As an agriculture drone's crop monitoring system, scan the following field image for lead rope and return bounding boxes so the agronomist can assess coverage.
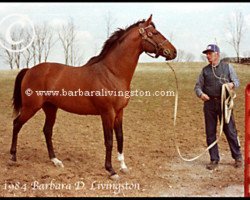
[166,62,236,162]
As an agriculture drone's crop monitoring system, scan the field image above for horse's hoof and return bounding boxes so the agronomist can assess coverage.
[51,158,64,168]
[120,167,129,174]
[109,174,120,181]
[10,154,16,162]
[7,160,20,167]
[55,162,64,168]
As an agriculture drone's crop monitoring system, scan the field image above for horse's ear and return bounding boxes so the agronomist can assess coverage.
[145,14,153,25]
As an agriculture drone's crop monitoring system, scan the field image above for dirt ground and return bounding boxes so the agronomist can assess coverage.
[0,62,248,197]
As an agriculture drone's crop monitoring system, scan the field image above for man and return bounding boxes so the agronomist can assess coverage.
[194,44,242,170]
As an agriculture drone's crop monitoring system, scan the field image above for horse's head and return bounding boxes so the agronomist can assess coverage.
[139,15,177,60]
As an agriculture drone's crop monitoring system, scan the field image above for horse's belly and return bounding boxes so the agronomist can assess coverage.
[60,105,98,115]
[49,97,99,115]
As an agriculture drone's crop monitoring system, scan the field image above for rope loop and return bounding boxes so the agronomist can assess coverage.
[166,62,236,162]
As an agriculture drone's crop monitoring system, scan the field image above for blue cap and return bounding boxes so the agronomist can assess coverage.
[202,44,220,54]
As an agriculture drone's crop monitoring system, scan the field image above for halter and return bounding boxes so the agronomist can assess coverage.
[138,25,170,58]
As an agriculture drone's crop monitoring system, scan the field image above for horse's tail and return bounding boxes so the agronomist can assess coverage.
[12,68,29,118]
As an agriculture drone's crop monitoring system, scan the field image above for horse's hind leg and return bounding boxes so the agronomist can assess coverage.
[101,111,119,180]
[10,107,38,161]
[42,103,63,168]
[114,109,129,174]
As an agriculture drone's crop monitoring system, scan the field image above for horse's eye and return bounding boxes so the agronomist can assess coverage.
[148,32,153,37]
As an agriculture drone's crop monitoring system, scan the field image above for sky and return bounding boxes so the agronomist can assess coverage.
[0,2,250,69]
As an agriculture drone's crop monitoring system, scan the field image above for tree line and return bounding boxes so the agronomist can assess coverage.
[0,10,248,68]
[0,18,84,69]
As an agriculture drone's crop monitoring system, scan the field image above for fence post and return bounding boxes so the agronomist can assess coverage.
[244,83,250,197]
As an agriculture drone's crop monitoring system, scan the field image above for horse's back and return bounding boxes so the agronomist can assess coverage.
[29,62,76,75]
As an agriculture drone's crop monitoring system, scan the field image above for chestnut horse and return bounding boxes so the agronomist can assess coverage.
[11,15,176,180]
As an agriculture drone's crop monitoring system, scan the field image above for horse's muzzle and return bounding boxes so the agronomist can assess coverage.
[163,49,170,57]
[163,48,177,60]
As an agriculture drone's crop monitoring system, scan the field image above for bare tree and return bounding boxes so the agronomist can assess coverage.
[31,40,37,66]
[227,10,246,63]
[174,49,195,62]
[13,29,30,69]
[173,49,195,63]
[32,22,57,64]
[35,24,45,63]
[58,18,77,65]
[0,20,57,69]
[0,47,14,69]
[71,45,84,66]
[174,49,185,62]
[184,52,195,62]
[21,48,33,68]
[0,34,13,69]
[20,30,34,68]
[14,51,21,69]
[44,29,56,62]
[0,27,25,69]
[104,11,116,38]
[58,18,85,66]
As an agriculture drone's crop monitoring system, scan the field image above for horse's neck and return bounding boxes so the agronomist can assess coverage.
[102,35,142,86]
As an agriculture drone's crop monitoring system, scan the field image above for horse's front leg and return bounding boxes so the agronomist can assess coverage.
[101,112,119,180]
[114,109,129,174]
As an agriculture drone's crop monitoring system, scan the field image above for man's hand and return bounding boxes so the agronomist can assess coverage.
[227,82,234,90]
[200,93,210,101]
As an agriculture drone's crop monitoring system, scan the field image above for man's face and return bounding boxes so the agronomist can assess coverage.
[205,51,219,64]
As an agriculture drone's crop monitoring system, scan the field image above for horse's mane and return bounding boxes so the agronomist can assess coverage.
[85,19,154,66]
